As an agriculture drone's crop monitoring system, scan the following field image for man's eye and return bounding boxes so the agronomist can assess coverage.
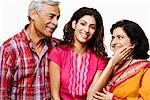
[48,16,53,19]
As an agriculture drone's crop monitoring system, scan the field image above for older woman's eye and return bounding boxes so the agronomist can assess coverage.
[117,35,123,39]
[111,36,115,40]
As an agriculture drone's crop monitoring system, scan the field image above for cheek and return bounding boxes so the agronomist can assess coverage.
[123,41,132,48]
[89,30,95,36]
[90,29,96,33]
[110,42,113,50]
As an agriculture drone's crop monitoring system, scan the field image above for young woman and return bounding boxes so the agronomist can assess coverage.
[87,20,150,100]
[48,7,108,99]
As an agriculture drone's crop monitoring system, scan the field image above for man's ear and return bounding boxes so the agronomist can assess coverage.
[72,20,76,29]
[29,9,38,20]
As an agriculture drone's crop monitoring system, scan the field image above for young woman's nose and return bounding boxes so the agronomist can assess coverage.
[84,26,90,33]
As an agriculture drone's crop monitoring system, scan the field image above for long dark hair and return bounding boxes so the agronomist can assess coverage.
[110,20,149,59]
[58,7,107,57]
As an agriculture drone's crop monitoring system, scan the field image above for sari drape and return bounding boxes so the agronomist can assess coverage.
[106,61,150,100]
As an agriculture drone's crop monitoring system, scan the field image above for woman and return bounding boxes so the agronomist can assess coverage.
[87,20,150,100]
[48,7,108,100]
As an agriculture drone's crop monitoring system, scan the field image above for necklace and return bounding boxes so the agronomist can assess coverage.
[108,58,133,86]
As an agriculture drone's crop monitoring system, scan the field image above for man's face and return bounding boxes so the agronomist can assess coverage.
[32,3,60,39]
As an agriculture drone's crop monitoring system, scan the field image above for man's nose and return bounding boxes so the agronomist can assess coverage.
[51,17,58,26]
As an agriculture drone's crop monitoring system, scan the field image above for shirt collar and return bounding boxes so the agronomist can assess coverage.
[22,24,50,49]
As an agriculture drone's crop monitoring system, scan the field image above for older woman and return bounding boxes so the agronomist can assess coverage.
[87,20,150,100]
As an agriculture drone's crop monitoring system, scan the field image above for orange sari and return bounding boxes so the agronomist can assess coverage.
[106,61,150,100]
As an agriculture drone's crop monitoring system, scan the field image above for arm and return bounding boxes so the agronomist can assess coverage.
[0,46,15,99]
[90,68,150,100]
[87,59,115,100]
[49,61,61,100]
[87,47,133,99]
[86,71,102,99]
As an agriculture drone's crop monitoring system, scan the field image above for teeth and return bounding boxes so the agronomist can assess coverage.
[47,24,55,30]
[81,33,88,38]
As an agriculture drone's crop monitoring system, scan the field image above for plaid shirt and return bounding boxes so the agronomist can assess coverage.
[0,27,56,100]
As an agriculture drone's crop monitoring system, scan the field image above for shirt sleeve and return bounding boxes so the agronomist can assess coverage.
[48,47,63,66]
[97,57,108,71]
[0,45,16,99]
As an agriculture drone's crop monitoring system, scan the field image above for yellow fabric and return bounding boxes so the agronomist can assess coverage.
[113,67,150,100]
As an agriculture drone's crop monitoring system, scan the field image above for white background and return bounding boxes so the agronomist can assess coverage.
[0,0,150,57]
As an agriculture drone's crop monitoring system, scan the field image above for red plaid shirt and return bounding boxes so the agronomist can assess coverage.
[0,26,56,100]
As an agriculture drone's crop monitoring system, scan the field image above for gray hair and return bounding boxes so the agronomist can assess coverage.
[28,0,60,20]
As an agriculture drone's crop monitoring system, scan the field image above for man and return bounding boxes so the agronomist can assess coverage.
[0,0,60,99]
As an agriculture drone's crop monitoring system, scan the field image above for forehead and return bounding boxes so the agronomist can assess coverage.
[79,15,96,24]
[112,27,128,36]
[39,3,60,15]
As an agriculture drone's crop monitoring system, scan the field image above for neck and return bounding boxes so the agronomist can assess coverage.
[73,43,87,55]
[26,24,44,48]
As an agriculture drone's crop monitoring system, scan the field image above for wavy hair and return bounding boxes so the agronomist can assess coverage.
[58,7,107,57]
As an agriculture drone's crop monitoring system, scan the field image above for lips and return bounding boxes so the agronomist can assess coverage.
[46,26,56,33]
[80,33,89,39]
[46,27,54,33]
[47,24,56,31]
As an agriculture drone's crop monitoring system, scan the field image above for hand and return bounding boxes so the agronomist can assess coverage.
[86,90,97,100]
[92,88,113,100]
[110,46,133,66]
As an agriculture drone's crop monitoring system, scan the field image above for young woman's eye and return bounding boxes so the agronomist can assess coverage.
[91,26,96,30]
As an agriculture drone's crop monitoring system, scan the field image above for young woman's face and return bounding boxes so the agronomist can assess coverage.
[72,15,96,45]
[110,27,133,54]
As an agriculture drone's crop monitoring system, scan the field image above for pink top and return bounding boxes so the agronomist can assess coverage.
[48,45,107,100]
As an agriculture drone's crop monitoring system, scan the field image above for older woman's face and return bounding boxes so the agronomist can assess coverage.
[110,27,133,54]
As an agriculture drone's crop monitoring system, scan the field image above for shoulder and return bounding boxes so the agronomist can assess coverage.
[0,34,21,60]
[91,53,108,62]
[52,37,62,43]
[0,31,26,57]
[51,37,62,46]
[89,51,108,64]
[132,59,150,69]
[98,56,109,62]
[1,33,21,50]
[51,44,71,54]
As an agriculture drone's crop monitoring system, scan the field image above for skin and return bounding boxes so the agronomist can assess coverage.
[87,27,134,100]
[110,27,133,54]
[49,15,104,100]
[72,15,96,54]
[26,3,60,56]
